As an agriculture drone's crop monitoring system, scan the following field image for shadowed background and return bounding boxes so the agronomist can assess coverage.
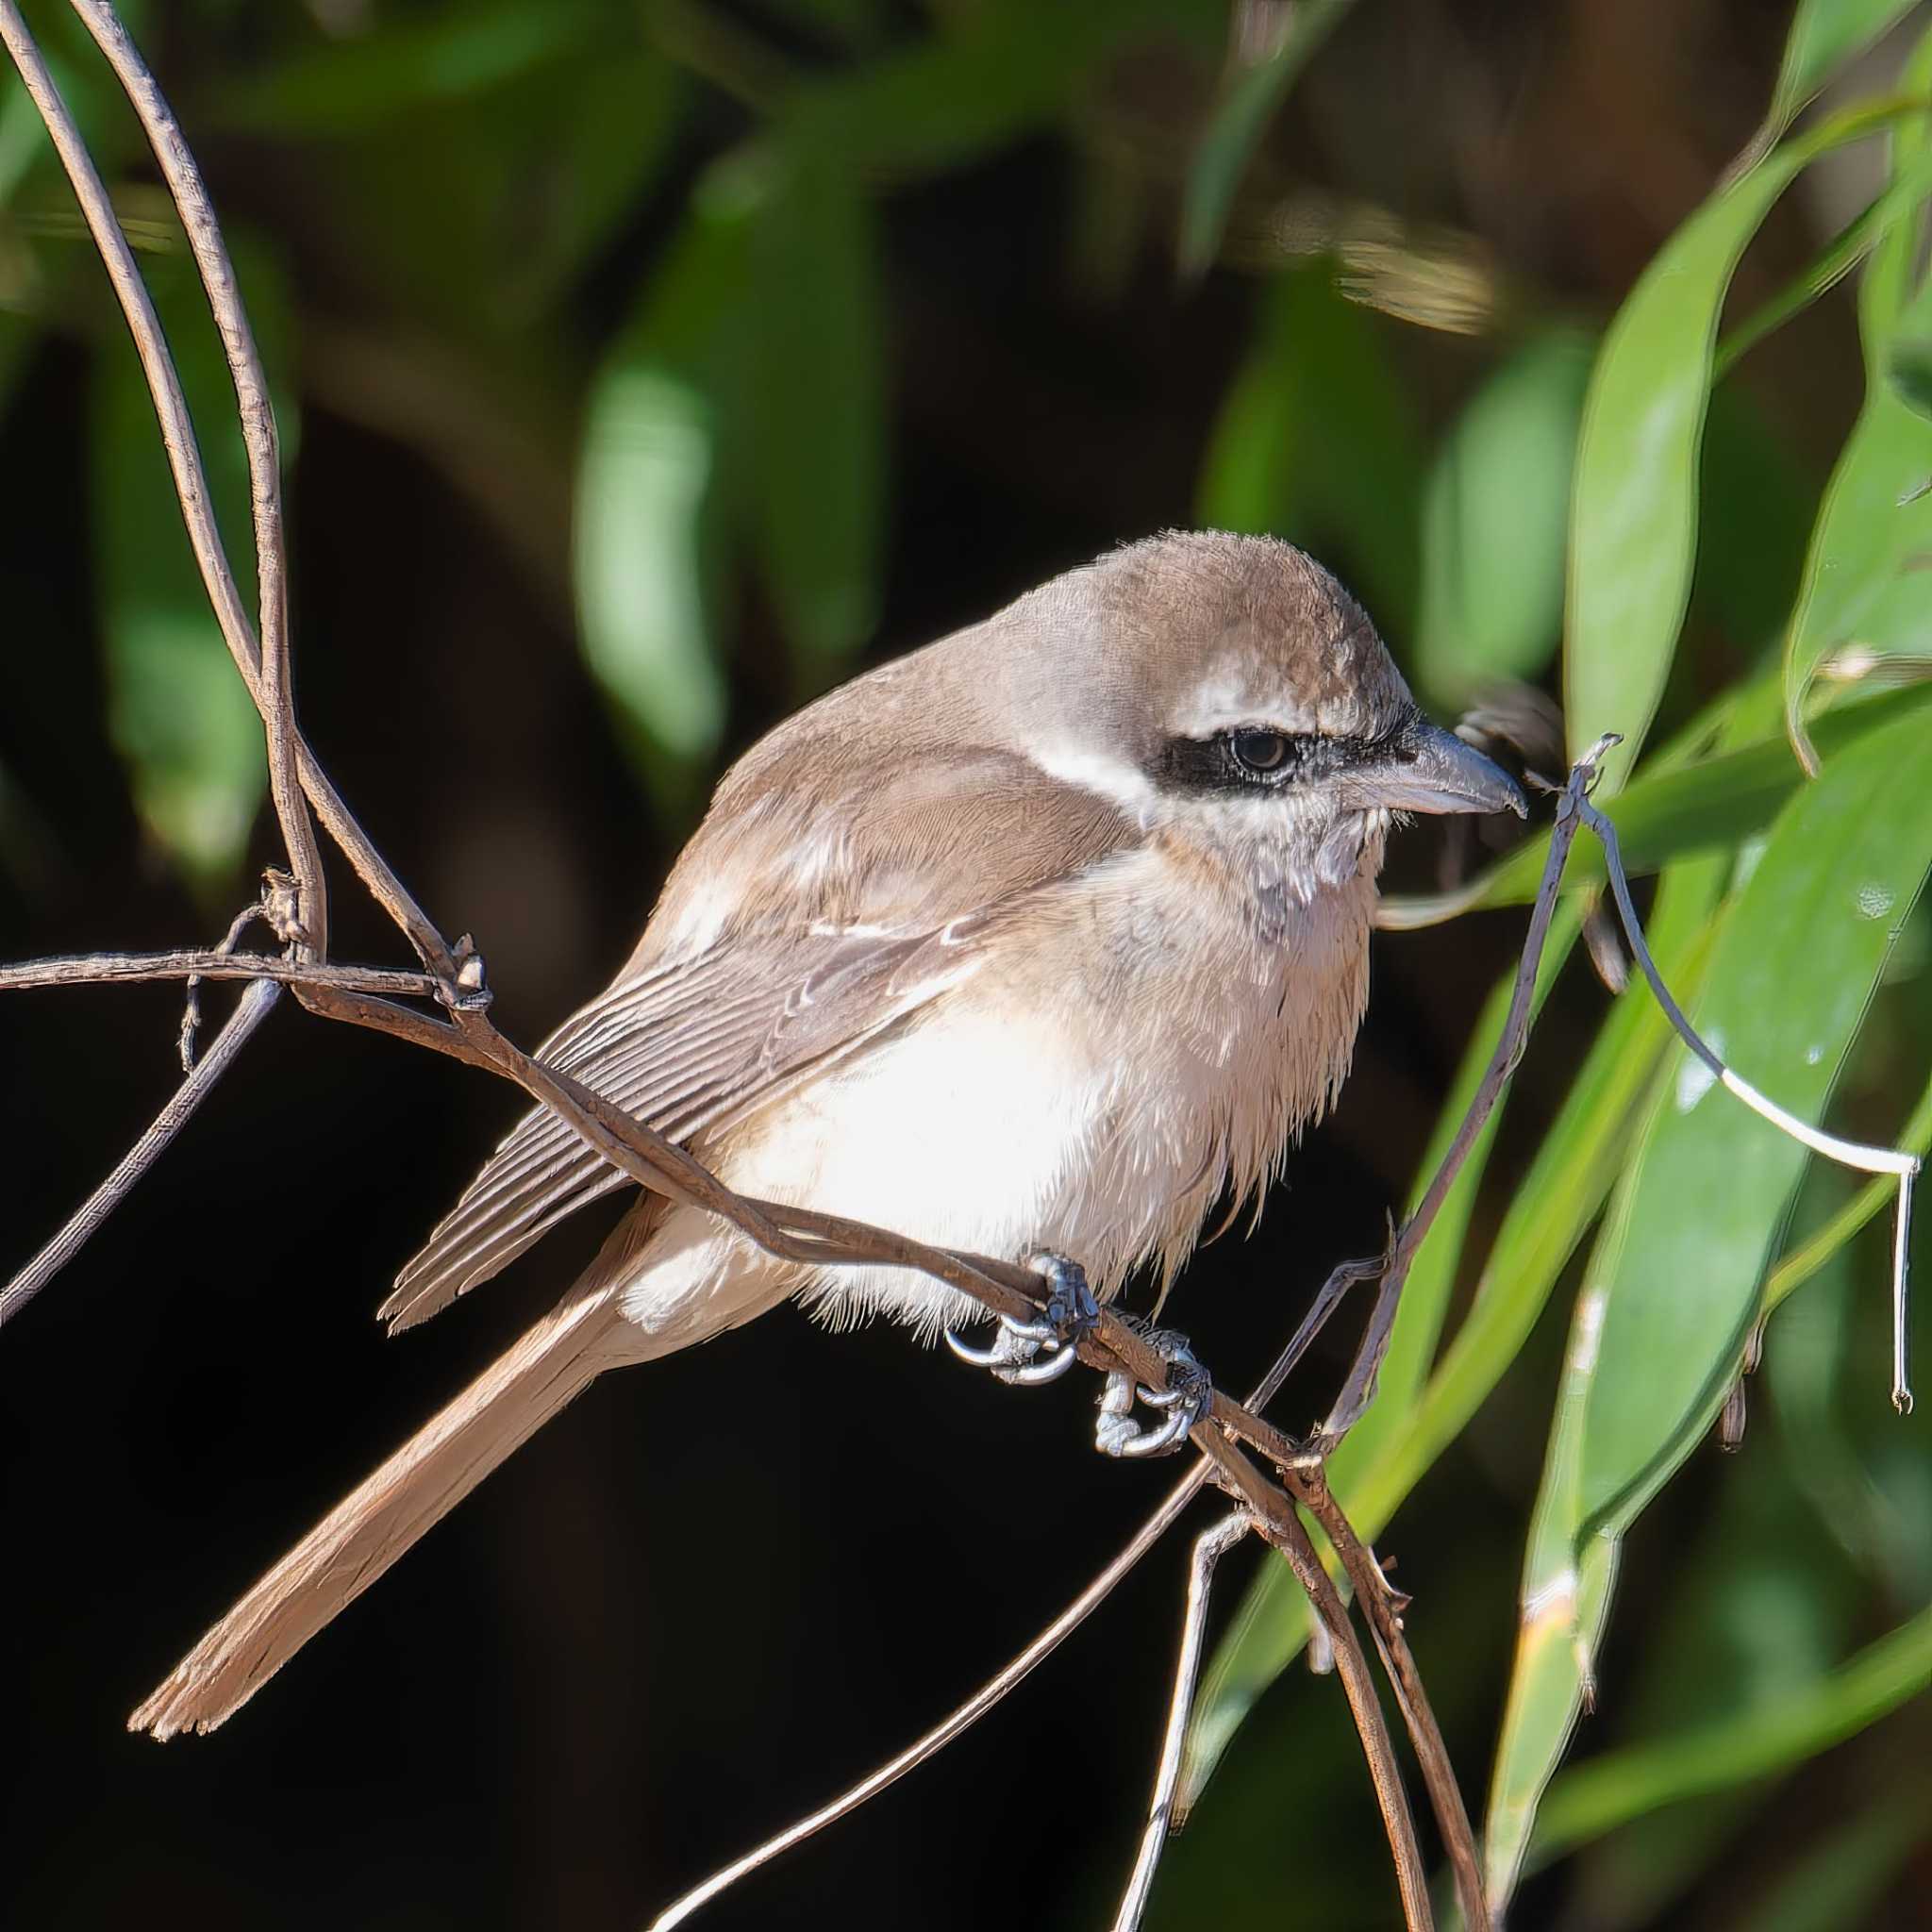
[3,3,1928,1928]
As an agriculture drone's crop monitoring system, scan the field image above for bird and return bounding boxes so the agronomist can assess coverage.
[131,529,1523,1740]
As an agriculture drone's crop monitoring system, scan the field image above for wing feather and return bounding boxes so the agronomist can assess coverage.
[382,748,1140,1333]
[381,931,965,1330]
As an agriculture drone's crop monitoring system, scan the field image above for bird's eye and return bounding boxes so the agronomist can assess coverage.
[1229,728,1291,774]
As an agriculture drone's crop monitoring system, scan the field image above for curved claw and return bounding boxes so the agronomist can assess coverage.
[944,1324,1009,1369]
[1114,1404,1195,1457]
[1137,1380,1190,1409]
[1004,1338,1080,1386]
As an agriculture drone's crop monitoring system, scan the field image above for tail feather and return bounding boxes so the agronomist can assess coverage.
[131,1286,633,1740]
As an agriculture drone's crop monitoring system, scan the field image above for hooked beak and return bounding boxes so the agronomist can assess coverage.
[1348,715,1526,818]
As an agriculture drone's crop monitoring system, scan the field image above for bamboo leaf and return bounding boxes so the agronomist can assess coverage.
[1413,329,1592,706]
[575,161,760,818]
[1784,25,1932,770]
[1485,699,1932,1906]
[1764,0,1922,137]
[1530,1603,1932,1863]
[1567,97,1921,796]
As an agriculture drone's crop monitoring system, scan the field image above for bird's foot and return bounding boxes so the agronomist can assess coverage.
[943,1251,1098,1387]
[1094,1324,1211,1458]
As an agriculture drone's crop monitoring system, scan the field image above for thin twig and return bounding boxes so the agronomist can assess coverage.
[1202,1438,1435,1930]
[1298,1471,1491,1931]
[66,0,327,959]
[0,951,441,999]
[644,1321,1331,1931]
[1313,740,1609,1444]
[1579,795,1923,1412]
[648,1469,1209,1932]
[1,978,280,1326]
[1110,1510,1254,1932]
[0,0,446,971]
[179,902,270,1071]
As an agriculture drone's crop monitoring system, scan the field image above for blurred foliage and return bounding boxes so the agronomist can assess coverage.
[3,0,1931,1927]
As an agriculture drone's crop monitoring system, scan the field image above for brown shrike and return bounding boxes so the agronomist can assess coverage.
[132,529,1522,1740]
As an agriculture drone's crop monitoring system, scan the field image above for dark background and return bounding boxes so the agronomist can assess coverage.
[2,3,1924,1928]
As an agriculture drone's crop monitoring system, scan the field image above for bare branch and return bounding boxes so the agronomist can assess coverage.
[648,1467,1210,1932]
[1297,1469,1491,1931]
[1203,1440,1435,1930]
[1310,741,1607,1445]
[0,951,441,1000]
[642,1312,1338,1930]
[0,0,448,971]
[1110,1510,1253,1932]
[1,978,280,1327]
[65,0,326,958]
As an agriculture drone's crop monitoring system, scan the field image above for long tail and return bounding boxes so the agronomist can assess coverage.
[132,1283,638,1740]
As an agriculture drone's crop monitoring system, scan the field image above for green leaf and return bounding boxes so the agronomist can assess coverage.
[1182,870,1720,1810]
[1485,700,1932,1906]
[1890,333,1932,418]
[1530,1603,1932,1863]
[575,161,760,817]
[1764,0,1922,138]
[747,144,885,694]
[1784,30,1932,769]
[92,233,294,891]
[1413,329,1593,707]
[1566,97,1919,795]
[1176,0,1357,276]
[1195,262,1425,638]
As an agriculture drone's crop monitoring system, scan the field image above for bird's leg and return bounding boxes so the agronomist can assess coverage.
[1094,1323,1211,1459]
[943,1251,1099,1387]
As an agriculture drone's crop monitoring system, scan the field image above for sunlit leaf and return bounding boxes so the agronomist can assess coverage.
[1176,0,1357,276]
[1763,0,1922,137]
[1567,97,1917,795]
[747,144,885,694]
[1180,874,1713,1807]
[1413,329,1592,706]
[1783,27,1932,770]
[575,161,760,818]
[1485,700,1932,1906]
[91,233,294,891]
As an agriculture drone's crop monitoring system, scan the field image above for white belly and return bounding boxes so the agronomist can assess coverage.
[616,843,1372,1344]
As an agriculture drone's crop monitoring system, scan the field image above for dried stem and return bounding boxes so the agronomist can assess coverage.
[1,978,281,1326]
[1315,743,1605,1444]
[648,1466,1210,1932]
[0,950,441,1000]
[65,0,326,958]
[1110,1511,1254,1932]
[0,0,448,969]
[643,1312,1342,1930]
